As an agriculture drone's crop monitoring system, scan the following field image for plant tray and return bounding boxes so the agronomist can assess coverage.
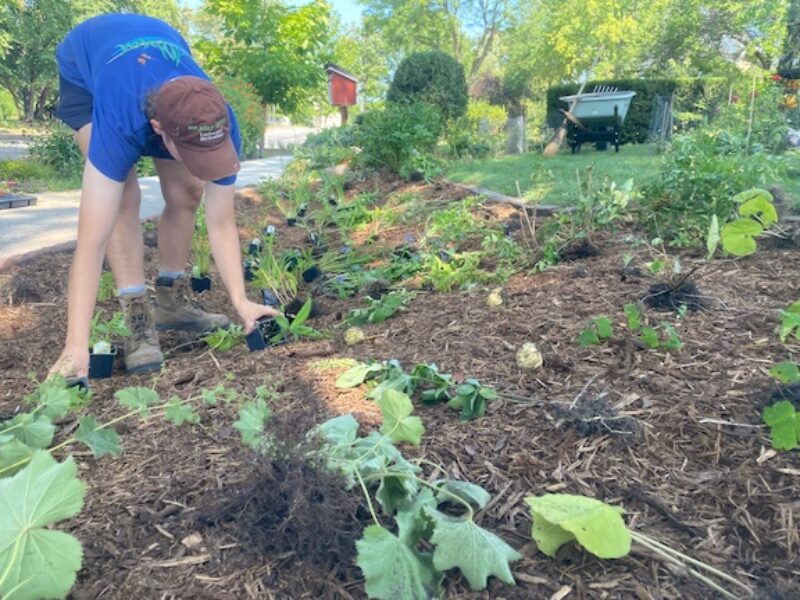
[0,193,37,210]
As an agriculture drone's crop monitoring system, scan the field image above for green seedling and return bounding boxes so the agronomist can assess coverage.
[623,304,681,351]
[202,325,244,352]
[779,300,800,343]
[191,204,211,278]
[578,316,613,347]
[89,310,130,354]
[762,400,800,451]
[271,298,324,343]
[347,290,414,325]
[97,271,116,302]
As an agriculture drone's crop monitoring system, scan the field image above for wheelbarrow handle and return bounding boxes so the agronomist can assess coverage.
[560,109,587,130]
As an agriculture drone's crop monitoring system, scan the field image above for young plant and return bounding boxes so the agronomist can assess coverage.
[89,310,130,354]
[97,271,116,302]
[706,188,779,257]
[778,300,800,343]
[578,316,614,347]
[270,298,324,344]
[526,494,751,599]
[202,325,244,352]
[762,400,800,451]
[347,290,414,326]
[624,304,682,351]
[313,391,522,598]
[251,237,299,306]
[191,204,212,278]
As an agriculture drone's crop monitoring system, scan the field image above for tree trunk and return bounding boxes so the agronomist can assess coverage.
[22,88,35,122]
[34,86,49,121]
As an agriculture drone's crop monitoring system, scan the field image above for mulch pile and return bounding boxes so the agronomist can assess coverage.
[0,175,798,599]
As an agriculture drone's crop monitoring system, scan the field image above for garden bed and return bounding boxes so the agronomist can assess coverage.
[0,176,798,599]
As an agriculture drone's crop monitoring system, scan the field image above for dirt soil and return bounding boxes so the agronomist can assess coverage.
[1,177,799,600]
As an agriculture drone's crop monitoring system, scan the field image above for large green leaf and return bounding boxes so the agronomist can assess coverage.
[706,214,720,259]
[526,494,631,559]
[23,378,73,421]
[762,401,799,451]
[428,511,521,590]
[376,390,424,446]
[396,489,437,546]
[115,387,160,417]
[74,415,121,458]
[356,525,437,600]
[770,362,800,384]
[316,414,359,446]
[335,362,382,388]
[233,398,271,449]
[163,397,200,427]
[0,414,55,450]
[0,451,85,600]
[720,218,762,257]
[434,480,491,510]
[735,188,777,228]
[376,474,419,515]
[0,437,34,477]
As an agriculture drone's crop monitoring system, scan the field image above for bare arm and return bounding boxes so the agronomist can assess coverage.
[204,181,278,331]
[50,159,124,377]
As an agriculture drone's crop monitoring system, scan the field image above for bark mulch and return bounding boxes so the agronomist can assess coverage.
[0,178,798,599]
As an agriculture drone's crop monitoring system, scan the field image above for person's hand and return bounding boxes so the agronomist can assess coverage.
[49,345,89,379]
[236,300,281,334]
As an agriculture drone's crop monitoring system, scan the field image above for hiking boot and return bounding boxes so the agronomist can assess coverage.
[119,292,164,374]
[153,276,231,332]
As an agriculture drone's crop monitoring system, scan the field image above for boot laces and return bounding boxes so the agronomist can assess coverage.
[128,297,157,344]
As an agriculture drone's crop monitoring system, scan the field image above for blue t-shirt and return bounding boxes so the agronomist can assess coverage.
[56,14,240,185]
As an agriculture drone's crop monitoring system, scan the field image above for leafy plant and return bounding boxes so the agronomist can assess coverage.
[526,493,752,599]
[778,300,800,343]
[387,50,468,122]
[191,204,212,278]
[578,316,613,347]
[251,236,299,306]
[202,325,244,352]
[97,271,116,302]
[335,360,497,421]
[89,310,130,353]
[271,298,324,343]
[623,304,682,351]
[762,401,800,451]
[313,392,522,598]
[348,291,414,326]
[715,189,779,257]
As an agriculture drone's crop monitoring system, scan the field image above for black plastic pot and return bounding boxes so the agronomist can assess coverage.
[283,252,300,271]
[302,265,321,283]
[286,217,297,227]
[263,224,277,237]
[261,289,280,307]
[285,297,319,320]
[191,276,211,293]
[297,204,308,217]
[328,196,338,206]
[248,239,262,256]
[88,347,116,378]
[243,260,255,282]
[246,318,281,352]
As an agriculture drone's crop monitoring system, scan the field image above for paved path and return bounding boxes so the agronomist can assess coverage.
[0,155,291,267]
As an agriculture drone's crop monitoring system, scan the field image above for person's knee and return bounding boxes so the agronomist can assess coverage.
[119,172,141,213]
[167,179,204,211]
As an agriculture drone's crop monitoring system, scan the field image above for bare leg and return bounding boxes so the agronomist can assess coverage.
[75,124,144,289]
[153,157,204,271]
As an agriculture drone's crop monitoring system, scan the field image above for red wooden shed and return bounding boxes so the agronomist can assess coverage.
[325,63,357,124]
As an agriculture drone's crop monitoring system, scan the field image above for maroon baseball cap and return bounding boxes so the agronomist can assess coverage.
[154,76,241,181]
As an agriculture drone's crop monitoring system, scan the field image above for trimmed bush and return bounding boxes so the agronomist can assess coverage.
[387,51,468,122]
[445,100,508,158]
[29,126,83,175]
[353,102,443,173]
[296,126,356,168]
[546,78,729,144]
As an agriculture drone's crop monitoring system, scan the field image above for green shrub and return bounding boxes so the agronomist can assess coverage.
[296,125,355,168]
[641,87,786,247]
[387,51,468,122]
[546,78,729,144]
[353,102,443,173]
[29,126,83,175]
[0,159,53,182]
[445,100,507,158]
[216,75,265,159]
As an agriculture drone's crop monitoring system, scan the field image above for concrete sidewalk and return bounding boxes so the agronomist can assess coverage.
[0,155,291,268]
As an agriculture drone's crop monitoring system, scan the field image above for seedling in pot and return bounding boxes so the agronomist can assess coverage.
[270,298,324,344]
[252,237,298,307]
[191,207,212,292]
[243,258,257,282]
[262,224,277,237]
[88,310,131,378]
[261,288,280,307]
[241,318,279,351]
[302,264,321,283]
[248,238,262,256]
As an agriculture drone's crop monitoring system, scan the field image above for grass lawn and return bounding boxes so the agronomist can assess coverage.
[445,143,800,209]
[444,144,661,206]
